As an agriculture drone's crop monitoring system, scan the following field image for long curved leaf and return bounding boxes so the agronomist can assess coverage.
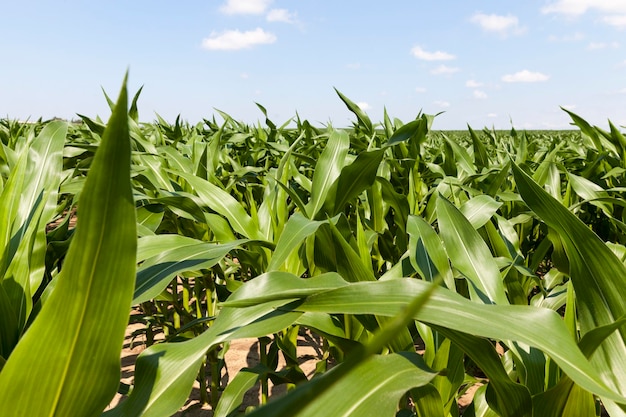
[268,213,326,272]
[323,149,384,217]
[334,88,373,136]
[436,196,508,304]
[213,365,265,417]
[435,327,532,417]
[250,352,438,417]
[0,120,66,334]
[512,162,626,395]
[0,75,136,416]
[248,274,441,417]
[297,279,625,403]
[133,238,249,304]
[174,171,264,240]
[307,129,349,218]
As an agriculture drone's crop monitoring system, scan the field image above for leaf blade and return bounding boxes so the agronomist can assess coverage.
[0,76,136,416]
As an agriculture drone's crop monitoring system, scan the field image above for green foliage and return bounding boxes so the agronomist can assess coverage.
[1,84,626,416]
[0,75,136,415]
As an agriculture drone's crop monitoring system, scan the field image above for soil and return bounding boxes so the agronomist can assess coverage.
[106,315,478,416]
[105,315,325,416]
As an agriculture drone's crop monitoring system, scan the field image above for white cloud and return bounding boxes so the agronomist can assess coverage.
[431,65,460,75]
[220,0,272,14]
[202,28,277,50]
[487,113,498,118]
[411,46,455,61]
[266,8,298,23]
[346,62,361,70]
[470,13,526,36]
[562,104,577,110]
[542,0,626,16]
[603,15,626,28]
[434,100,451,108]
[466,79,483,87]
[356,102,371,110]
[240,72,249,79]
[415,87,427,93]
[474,90,488,99]
[548,32,585,41]
[619,88,626,94]
[587,41,620,49]
[502,70,549,83]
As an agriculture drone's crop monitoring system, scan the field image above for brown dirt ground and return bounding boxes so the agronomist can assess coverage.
[106,316,479,416]
[105,317,325,416]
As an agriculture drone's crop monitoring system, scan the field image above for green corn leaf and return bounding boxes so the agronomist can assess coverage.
[567,171,613,215]
[247,275,440,417]
[383,107,394,138]
[137,154,174,192]
[0,284,19,363]
[2,193,47,329]
[442,133,476,175]
[315,222,376,282]
[561,108,605,154]
[307,129,349,218]
[129,85,143,122]
[436,196,508,304]
[213,365,265,417]
[159,146,194,174]
[532,317,626,417]
[133,238,249,305]
[323,149,384,217]
[0,120,66,327]
[470,384,501,417]
[385,117,427,148]
[406,215,455,289]
[334,88,373,136]
[434,327,532,417]
[0,75,136,416]
[268,212,327,272]
[249,352,438,417]
[512,162,626,396]
[296,278,626,403]
[532,375,597,417]
[15,120,66,247]
[104,301,303,417]
[411,384,445,417]
[468,125,490,170]
[431,338,465,414]
[222,272,349,308]
[378,177,410,230]
[174,171,265,240]
[459,195,503,230]
[255,102,277,131]
[77,113,106,137]
[0,152,28,274]
[143,192,207,223]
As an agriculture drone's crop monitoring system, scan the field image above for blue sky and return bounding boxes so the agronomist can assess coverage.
[1,0,625,129]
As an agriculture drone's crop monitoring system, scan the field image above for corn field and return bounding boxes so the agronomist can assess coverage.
[1,77,626,416]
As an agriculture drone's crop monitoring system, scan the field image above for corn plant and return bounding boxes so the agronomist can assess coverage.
[0,75,136,416]
[1,77,626,417]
